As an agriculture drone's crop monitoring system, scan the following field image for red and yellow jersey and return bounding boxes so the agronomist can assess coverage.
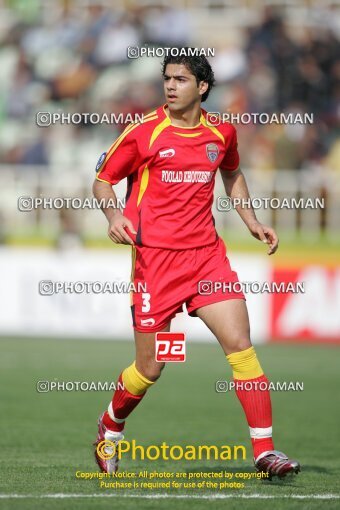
[96,104,239,249]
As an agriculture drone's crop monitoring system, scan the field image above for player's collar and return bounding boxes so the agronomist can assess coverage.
[162,104,203,129]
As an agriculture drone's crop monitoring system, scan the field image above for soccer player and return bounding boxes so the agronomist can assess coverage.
[92,53,300,479]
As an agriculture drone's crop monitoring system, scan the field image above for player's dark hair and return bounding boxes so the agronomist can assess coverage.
[162,50,215,102]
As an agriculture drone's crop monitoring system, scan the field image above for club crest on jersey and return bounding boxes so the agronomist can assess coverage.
[206,143,219,163]
[95,152,107,172]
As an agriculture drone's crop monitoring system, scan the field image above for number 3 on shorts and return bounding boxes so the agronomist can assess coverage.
[141,292,151,313]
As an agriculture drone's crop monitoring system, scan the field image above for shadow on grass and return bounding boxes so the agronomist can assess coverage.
[183,465,304,488]
[185,466,255,474]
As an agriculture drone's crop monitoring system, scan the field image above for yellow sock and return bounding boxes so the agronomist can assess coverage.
[226,346,264,380]
[122,362,155,395]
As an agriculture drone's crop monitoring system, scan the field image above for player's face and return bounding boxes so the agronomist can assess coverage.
[163,64,208,113]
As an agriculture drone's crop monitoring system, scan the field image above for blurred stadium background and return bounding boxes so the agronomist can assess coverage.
[0,0,339,343]
[1,1,340,507]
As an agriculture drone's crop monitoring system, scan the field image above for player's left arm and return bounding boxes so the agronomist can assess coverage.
[220,167,279,255]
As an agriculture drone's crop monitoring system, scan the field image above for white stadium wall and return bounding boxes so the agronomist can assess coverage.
[0,248,339,344]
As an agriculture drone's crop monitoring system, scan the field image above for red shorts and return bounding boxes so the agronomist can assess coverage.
[131,237,245,332]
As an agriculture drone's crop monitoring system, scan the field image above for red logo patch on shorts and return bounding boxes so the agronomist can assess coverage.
[155,332,186,362]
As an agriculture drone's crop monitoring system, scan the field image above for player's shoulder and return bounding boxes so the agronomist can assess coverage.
[118,106,165,142]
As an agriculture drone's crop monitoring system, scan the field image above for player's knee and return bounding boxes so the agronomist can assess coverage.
[228,337,252,354]
[122,361,163,395]
[137,361,165,382]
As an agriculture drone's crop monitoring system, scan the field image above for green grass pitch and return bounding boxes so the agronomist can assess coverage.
[1,338,340,510]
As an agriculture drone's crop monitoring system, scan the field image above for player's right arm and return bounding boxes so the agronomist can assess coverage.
[92,180,136,245]
[92,124,139,245]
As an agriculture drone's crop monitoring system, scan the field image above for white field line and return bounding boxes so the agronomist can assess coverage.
[0,493,340,500]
